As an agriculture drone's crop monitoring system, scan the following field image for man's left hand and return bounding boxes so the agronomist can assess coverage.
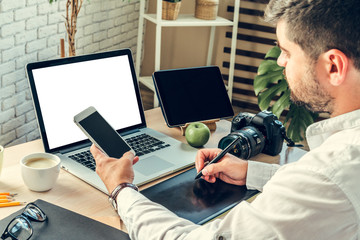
[90,144,139,194]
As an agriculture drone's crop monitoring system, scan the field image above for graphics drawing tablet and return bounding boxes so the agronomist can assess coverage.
[141,168,259,224]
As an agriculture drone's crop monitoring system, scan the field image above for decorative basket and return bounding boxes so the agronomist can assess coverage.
[195,0,219,20]
[162,1,181,20]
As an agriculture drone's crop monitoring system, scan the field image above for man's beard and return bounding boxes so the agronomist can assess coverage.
[284,68,334,114]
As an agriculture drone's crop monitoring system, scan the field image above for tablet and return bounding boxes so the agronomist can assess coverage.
[152,66,234,127]
[141,168,259,224]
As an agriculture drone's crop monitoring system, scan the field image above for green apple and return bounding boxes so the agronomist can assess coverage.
[185,122,211,147]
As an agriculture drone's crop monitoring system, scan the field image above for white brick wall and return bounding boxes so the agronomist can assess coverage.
[0,0,140,147]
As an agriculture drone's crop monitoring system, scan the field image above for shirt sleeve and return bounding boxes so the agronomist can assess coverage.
[117,160,357,240]
[246,160,280,191]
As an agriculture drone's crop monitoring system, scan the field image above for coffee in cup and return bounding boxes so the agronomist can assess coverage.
[21,153,61,192]
[25,157,58,168]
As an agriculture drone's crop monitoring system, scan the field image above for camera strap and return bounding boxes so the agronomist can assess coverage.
[281,127,304,148]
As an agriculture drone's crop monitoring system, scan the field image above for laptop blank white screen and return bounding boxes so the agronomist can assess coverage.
[31,55,142,150]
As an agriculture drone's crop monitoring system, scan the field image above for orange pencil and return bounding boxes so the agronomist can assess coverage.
[0,199,13,203]
[0,192,17,197]
[0,196,12,199]
[0,202,25,208]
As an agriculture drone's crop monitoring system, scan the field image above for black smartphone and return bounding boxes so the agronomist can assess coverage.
[74,106,135,158]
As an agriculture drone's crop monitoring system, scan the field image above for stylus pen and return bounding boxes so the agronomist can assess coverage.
[195,136,242,180]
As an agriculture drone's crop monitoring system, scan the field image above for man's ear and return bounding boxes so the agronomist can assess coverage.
[324,49,349,86]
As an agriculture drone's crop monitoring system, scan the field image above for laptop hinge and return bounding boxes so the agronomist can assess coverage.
[120,129,140,137]
[59,142,91,154]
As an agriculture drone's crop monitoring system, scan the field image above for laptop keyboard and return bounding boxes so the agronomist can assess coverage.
[69,150,96,171]
[68,133,170,171]
[126,133,170,157]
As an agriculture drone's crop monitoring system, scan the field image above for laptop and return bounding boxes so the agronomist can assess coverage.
[26,49,198,194]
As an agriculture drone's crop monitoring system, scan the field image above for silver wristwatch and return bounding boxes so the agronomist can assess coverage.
[108,183,138,211]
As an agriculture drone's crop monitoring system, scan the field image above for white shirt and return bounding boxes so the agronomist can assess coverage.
[118,109,360,240]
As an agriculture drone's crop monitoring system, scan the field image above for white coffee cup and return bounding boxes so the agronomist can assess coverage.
[0,145,4,176]
[21,153,61,192]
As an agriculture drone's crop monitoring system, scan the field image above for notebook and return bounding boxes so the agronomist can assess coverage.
[0,199,130,240]
[26,49,198,194]
[141,168,259,224]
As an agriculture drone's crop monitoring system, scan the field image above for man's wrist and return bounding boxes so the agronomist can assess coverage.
[108,182,139,211]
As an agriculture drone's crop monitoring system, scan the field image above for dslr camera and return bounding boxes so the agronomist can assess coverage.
[218,110,293,159]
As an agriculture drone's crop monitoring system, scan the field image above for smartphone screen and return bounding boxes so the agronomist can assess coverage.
[77,109,133,158]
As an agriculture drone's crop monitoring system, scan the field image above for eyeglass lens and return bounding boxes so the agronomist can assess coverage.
[1,203,46,240]
[23,204,46,222]
[5,217,32,240]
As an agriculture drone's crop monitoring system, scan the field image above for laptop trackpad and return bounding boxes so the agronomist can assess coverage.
[135,156,174,176]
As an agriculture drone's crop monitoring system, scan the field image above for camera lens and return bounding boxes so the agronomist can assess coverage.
[218,126,265,159]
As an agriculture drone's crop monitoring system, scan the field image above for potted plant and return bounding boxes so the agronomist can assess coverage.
[49,0,135,56]
[49,0,84,57]
[162,0,182,20]
[254,46,318,142]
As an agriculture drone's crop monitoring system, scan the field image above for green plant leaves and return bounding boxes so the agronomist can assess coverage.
[257,79,288,111]
[265,46,281,59]
[271,87,290,117]
[255,46,290,119]
[257,60,283,76]
[284,105,318,142]
[254,69,284,95]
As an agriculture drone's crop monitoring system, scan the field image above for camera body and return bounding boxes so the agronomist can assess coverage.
[218,110,285,159]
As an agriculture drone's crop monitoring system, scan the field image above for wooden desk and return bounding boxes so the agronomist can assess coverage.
[0,108,306,230]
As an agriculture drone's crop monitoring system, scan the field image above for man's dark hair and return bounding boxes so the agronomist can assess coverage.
[264,0,360,70]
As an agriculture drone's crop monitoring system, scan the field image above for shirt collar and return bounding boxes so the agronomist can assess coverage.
[306,109,360,150]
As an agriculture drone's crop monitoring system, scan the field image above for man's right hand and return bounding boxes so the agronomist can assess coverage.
[90,144,139,194]
[195,148,248,186]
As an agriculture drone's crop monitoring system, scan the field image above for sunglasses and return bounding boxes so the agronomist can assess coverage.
[1,203,47,240]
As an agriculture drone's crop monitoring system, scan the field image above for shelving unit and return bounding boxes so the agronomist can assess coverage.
[136,0,240,107]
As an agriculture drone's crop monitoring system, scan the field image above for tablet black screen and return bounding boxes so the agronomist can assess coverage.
[153,66,234,127]
[141,168,259,224]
